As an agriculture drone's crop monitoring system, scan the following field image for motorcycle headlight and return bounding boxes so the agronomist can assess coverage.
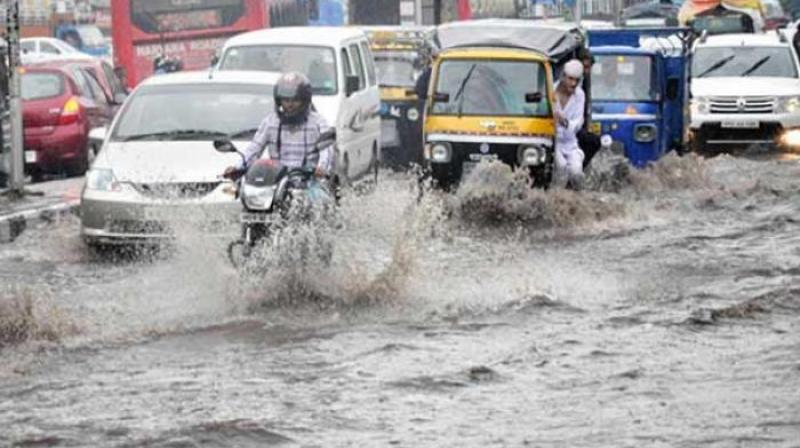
[407,107,419,121]
[85,168,120,192]
[429,142,452,163]
[634,124,657,143]
[691,97,709,115]
[779,96,800,114]
[242,184,275,211]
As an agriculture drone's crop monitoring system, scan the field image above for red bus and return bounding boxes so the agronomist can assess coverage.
[111,0,270,89]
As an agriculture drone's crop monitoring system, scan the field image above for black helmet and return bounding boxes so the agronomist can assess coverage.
[274,72,313,125]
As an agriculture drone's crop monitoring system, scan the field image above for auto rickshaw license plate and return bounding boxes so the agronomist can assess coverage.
[590,122,601,134]
[468,153,498,162]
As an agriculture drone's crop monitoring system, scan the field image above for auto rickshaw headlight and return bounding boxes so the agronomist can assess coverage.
[407,107,419,121]
[634,124,657,143]
[518,145,544,166]
[430,142,452,163]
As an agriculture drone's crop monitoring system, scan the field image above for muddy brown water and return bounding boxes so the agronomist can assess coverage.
[1,153,799,447]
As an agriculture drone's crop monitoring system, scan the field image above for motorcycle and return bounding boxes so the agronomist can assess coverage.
[214,129,337,268]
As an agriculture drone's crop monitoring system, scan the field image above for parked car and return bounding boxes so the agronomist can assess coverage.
[20,37,94,63]
[762,0,790,30]
[80,71,280,248]
[52,57,129,113]
[22,61,116,179]
[217,26,381,184]
[690,31,800,153]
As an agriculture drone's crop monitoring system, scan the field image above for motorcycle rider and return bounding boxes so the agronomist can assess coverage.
[225,72,334,179]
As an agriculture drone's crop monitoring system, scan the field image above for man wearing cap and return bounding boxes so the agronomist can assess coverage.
[553,59,587,189]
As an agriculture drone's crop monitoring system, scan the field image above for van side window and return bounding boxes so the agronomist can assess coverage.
[349,44,366,90]
[40,41,60,54]
[360,41,377,87]
[341,48,354,79]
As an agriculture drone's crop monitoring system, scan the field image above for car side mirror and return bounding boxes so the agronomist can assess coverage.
[666,78,679,101]
[525,92,543,103]
[213,139,237,153]
[113,92,127,105]
[431,92,449,103]
[89,126,107,144]
[345,75,360,97]
[210,54,219,67]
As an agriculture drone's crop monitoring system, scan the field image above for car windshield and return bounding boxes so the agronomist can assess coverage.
[431,59,550,117]
[76,25,106,47]
[374,51,419,87]
[22,73,64,100]
[112,83,274,141]
[219,45,337,95]
[592,55,656,101]
[694,46,797,78]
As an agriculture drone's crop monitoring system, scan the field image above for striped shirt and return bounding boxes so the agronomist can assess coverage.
[241,110,334,172]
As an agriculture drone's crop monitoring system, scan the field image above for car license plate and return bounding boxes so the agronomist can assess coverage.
[468,153,498,162]
[24,150,37,163]
[590,122,601,134]
[721,121,759,129]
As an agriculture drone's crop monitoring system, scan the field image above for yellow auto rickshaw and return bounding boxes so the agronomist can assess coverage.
[364,26,434,168]
[423,19,587,188]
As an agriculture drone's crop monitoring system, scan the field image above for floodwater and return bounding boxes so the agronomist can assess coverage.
[1,152,799,447]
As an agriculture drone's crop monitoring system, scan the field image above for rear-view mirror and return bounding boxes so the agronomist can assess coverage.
[345,75,360,97]
[432,92,450,103]
[213,139,237,153]
[525,92,543,103]
[88,127,107,144]
[314,128,337,151]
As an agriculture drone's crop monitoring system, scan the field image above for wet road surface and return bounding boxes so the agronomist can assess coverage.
[1,153,799,447]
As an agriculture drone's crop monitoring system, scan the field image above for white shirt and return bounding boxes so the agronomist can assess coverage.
[554,82,585,151]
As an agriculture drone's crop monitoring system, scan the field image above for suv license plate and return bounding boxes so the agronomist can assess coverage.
[721,121,759,129]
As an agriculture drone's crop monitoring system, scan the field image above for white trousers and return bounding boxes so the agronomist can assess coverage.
[554,145,585,189]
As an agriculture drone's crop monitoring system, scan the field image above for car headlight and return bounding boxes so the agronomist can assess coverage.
[407,107,419,121]
[691,97,709,115]
[518,145,546,166]
[634,124,657,143]
[429,142,452,163]
[242,184,275,211]
[778,96,800,114]
[85,168,120,192]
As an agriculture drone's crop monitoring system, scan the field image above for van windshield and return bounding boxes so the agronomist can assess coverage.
[431,59,549,117]
[592,55,656,101]
[219,45,338,95]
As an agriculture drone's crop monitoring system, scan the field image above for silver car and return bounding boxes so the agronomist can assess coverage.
[80,70,281,247]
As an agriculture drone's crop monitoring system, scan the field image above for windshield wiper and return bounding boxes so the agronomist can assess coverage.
[453,63,478,118]
[119,129,226,142]
[696,55,736,78]
[740,56,771,77]
[228,128,259,139]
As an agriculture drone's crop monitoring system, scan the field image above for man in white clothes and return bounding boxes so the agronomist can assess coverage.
[553,59,586,189]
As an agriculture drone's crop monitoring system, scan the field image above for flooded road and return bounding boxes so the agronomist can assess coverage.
[1,153,799,447]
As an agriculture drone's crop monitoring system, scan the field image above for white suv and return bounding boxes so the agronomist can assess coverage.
[690,32,800,152]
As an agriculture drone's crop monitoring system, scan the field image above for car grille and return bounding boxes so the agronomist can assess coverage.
[133,182,220,200]
[709,96,775,114]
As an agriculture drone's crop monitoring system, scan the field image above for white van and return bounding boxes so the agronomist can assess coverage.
[217,27,381,182]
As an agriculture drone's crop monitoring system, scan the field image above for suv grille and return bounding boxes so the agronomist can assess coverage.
[133,182,220,200]
[709,96,775,114]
